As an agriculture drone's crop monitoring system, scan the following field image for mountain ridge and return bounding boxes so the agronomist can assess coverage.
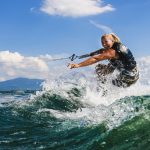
[0,77,44,91]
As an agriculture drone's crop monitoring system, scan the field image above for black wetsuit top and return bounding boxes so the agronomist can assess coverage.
[109,42,136,71]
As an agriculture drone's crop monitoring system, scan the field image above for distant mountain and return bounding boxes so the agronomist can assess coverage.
[0,77,45,91]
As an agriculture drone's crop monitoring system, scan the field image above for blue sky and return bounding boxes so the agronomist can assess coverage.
[0,0,149,81]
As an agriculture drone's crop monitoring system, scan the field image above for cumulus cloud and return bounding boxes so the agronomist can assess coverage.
[0,51,70,81]
[90,20,113,33]
[40,0,115,17]
[0,51,50,81]
[0,51,23,63]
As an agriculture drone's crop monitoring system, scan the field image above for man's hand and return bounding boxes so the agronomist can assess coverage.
[68,63,80,69]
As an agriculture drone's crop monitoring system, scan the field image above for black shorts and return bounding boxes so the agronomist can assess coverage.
[95,64,139,87]
[112,67,139,87]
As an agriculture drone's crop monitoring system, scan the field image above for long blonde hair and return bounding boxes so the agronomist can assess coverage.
[101,33,121,43]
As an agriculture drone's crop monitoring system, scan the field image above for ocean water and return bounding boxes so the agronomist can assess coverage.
[0,58,150,150]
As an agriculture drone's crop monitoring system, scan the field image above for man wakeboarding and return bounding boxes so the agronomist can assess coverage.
[68,33,139,88]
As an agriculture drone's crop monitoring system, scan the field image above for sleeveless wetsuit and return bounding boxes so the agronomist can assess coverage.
[94,42,139,87]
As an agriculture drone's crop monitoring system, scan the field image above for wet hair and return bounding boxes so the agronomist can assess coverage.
[101,33,121,43]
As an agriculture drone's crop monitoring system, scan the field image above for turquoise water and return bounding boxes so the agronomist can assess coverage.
[0,89,150,150]
[1,57,150,150]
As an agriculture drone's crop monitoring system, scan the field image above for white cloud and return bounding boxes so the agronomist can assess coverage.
[0,51,70,81]
[0,51,23,63]
[90,20,113,33]
[0,51,50,81]
[40,0,115,17]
